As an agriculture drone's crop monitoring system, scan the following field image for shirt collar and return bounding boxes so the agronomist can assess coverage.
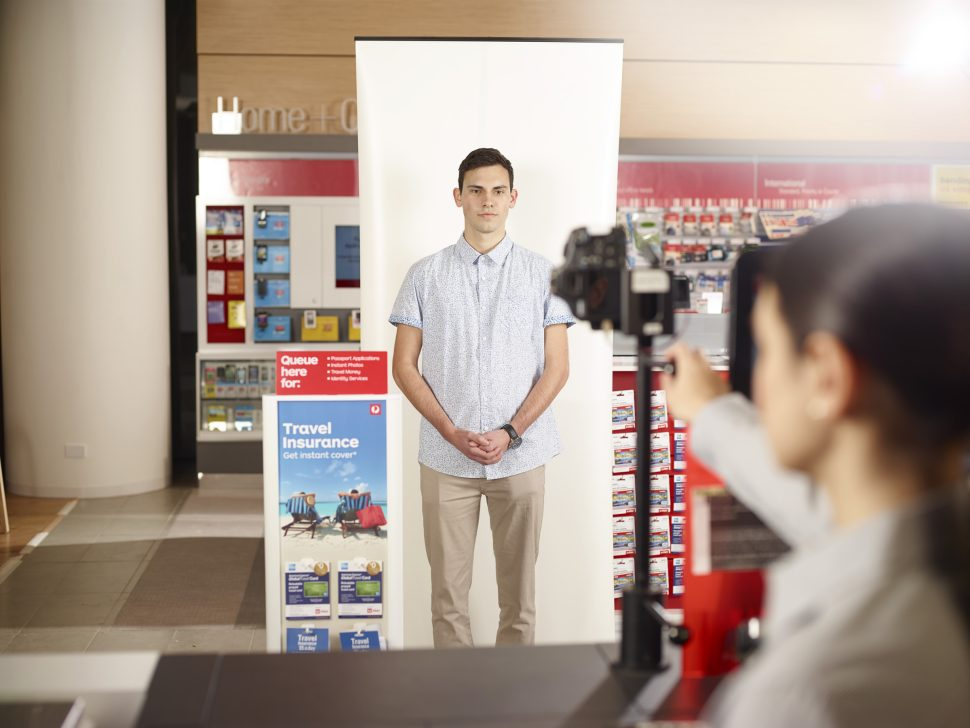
[456,234,514,266]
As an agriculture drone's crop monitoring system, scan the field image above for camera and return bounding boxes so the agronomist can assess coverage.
[550,226,679,339]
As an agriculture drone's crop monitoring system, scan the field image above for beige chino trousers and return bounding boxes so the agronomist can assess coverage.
[419,463,545,648]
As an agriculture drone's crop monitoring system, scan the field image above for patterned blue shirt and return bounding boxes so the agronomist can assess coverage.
[389,234,575,479]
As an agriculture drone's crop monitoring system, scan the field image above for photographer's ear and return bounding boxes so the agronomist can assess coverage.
[801,331,859,422]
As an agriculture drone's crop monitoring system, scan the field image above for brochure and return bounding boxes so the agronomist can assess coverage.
[226,270,245,296]
[206,238,225,262]
[339,625,382,652]
[286,626,329,653]
[673,474,687,512]
[227,300,246,329]
[673,432,688,470]
[225,238,245,262]
[671,515,686,554]
[206,206,243,235]
[671,557,686,596]
[206,301,225,325]
[207,269,226,296]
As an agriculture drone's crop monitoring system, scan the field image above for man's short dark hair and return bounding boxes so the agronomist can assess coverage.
[458,148,514,191]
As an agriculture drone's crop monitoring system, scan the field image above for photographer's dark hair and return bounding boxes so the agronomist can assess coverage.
[765,203,970,629]
[458,148,514,191]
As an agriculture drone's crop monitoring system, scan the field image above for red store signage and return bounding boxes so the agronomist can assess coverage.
[276,351,388,396]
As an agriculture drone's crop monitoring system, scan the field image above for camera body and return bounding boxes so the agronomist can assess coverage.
[551,226,676,339]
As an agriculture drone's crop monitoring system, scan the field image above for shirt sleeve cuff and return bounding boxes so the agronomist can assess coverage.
[389,315,422,329]
[543,316,576,328]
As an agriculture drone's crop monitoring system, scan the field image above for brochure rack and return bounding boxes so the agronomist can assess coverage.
[262,393,403,652]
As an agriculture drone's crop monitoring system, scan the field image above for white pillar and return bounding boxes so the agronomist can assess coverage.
[0,0,171,498]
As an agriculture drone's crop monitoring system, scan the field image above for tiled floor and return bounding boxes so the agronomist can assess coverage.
[0,484,267,655]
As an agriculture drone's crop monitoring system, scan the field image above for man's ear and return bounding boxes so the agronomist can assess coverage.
[509,188,518,208]
[453,187,462,207]
[801,331,860,421]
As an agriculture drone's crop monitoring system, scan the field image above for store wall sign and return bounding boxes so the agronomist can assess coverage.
[239,100,358,134]
[276,351,387,395]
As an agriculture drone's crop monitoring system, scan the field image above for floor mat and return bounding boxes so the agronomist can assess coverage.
[113,537,264,627]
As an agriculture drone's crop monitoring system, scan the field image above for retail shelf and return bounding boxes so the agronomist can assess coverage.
[197,430,263,443]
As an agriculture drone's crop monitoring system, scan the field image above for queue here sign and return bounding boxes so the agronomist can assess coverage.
[276,351,388,395]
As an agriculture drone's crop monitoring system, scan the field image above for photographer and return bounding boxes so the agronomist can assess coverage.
[663,205,970,727]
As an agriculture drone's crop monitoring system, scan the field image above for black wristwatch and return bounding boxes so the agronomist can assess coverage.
[501,424,523,450]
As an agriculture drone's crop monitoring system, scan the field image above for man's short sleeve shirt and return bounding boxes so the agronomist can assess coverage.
[389,234,575,479]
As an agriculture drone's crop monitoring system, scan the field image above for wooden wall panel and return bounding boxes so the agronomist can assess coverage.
[198,0,921,64]
[619,62,970,142]
[199,54,970,142]
[199,55,357,133]
[197,0,970,143]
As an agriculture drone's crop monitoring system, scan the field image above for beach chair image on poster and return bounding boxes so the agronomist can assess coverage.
[336,490,385,538]
[282,492,331,538]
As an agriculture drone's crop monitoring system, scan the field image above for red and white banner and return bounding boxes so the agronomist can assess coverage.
[276,351,387,395]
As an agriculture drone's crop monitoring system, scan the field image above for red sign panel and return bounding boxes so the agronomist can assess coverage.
[276,351,388,396]
[617,162,756,207]
[755,162,931,206]
[228,159,359,197]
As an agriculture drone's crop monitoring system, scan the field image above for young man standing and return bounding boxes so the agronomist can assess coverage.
[389,148,574,647]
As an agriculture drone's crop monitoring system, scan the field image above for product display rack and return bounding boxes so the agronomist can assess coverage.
[195,195,363,474]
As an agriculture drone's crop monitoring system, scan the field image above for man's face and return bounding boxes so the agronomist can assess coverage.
[453,164,518,238]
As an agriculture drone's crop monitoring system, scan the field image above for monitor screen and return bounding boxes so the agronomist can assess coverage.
[335,225,360,288]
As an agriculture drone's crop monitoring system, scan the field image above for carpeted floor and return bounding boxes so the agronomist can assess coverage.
[113,537,264,627]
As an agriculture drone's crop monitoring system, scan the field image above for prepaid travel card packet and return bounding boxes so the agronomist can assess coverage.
[612,515,635,556]
[649,557,669,596]
[649,515,671,555]
[284,558,331,619]
[612,432,637,474]
[612,474,636,513]
[650,431,671,471]
[613,557,634,596]
[611,390,636,431]
[650,390,669,430]
[650,473,671,512]
[337,558,383,618]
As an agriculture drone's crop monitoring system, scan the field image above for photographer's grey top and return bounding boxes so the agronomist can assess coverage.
[390,235,575,479]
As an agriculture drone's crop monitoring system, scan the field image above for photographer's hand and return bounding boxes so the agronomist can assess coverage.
[661,342,730,422]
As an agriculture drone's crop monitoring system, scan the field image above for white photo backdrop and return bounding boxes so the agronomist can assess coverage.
[357,38,623,647]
